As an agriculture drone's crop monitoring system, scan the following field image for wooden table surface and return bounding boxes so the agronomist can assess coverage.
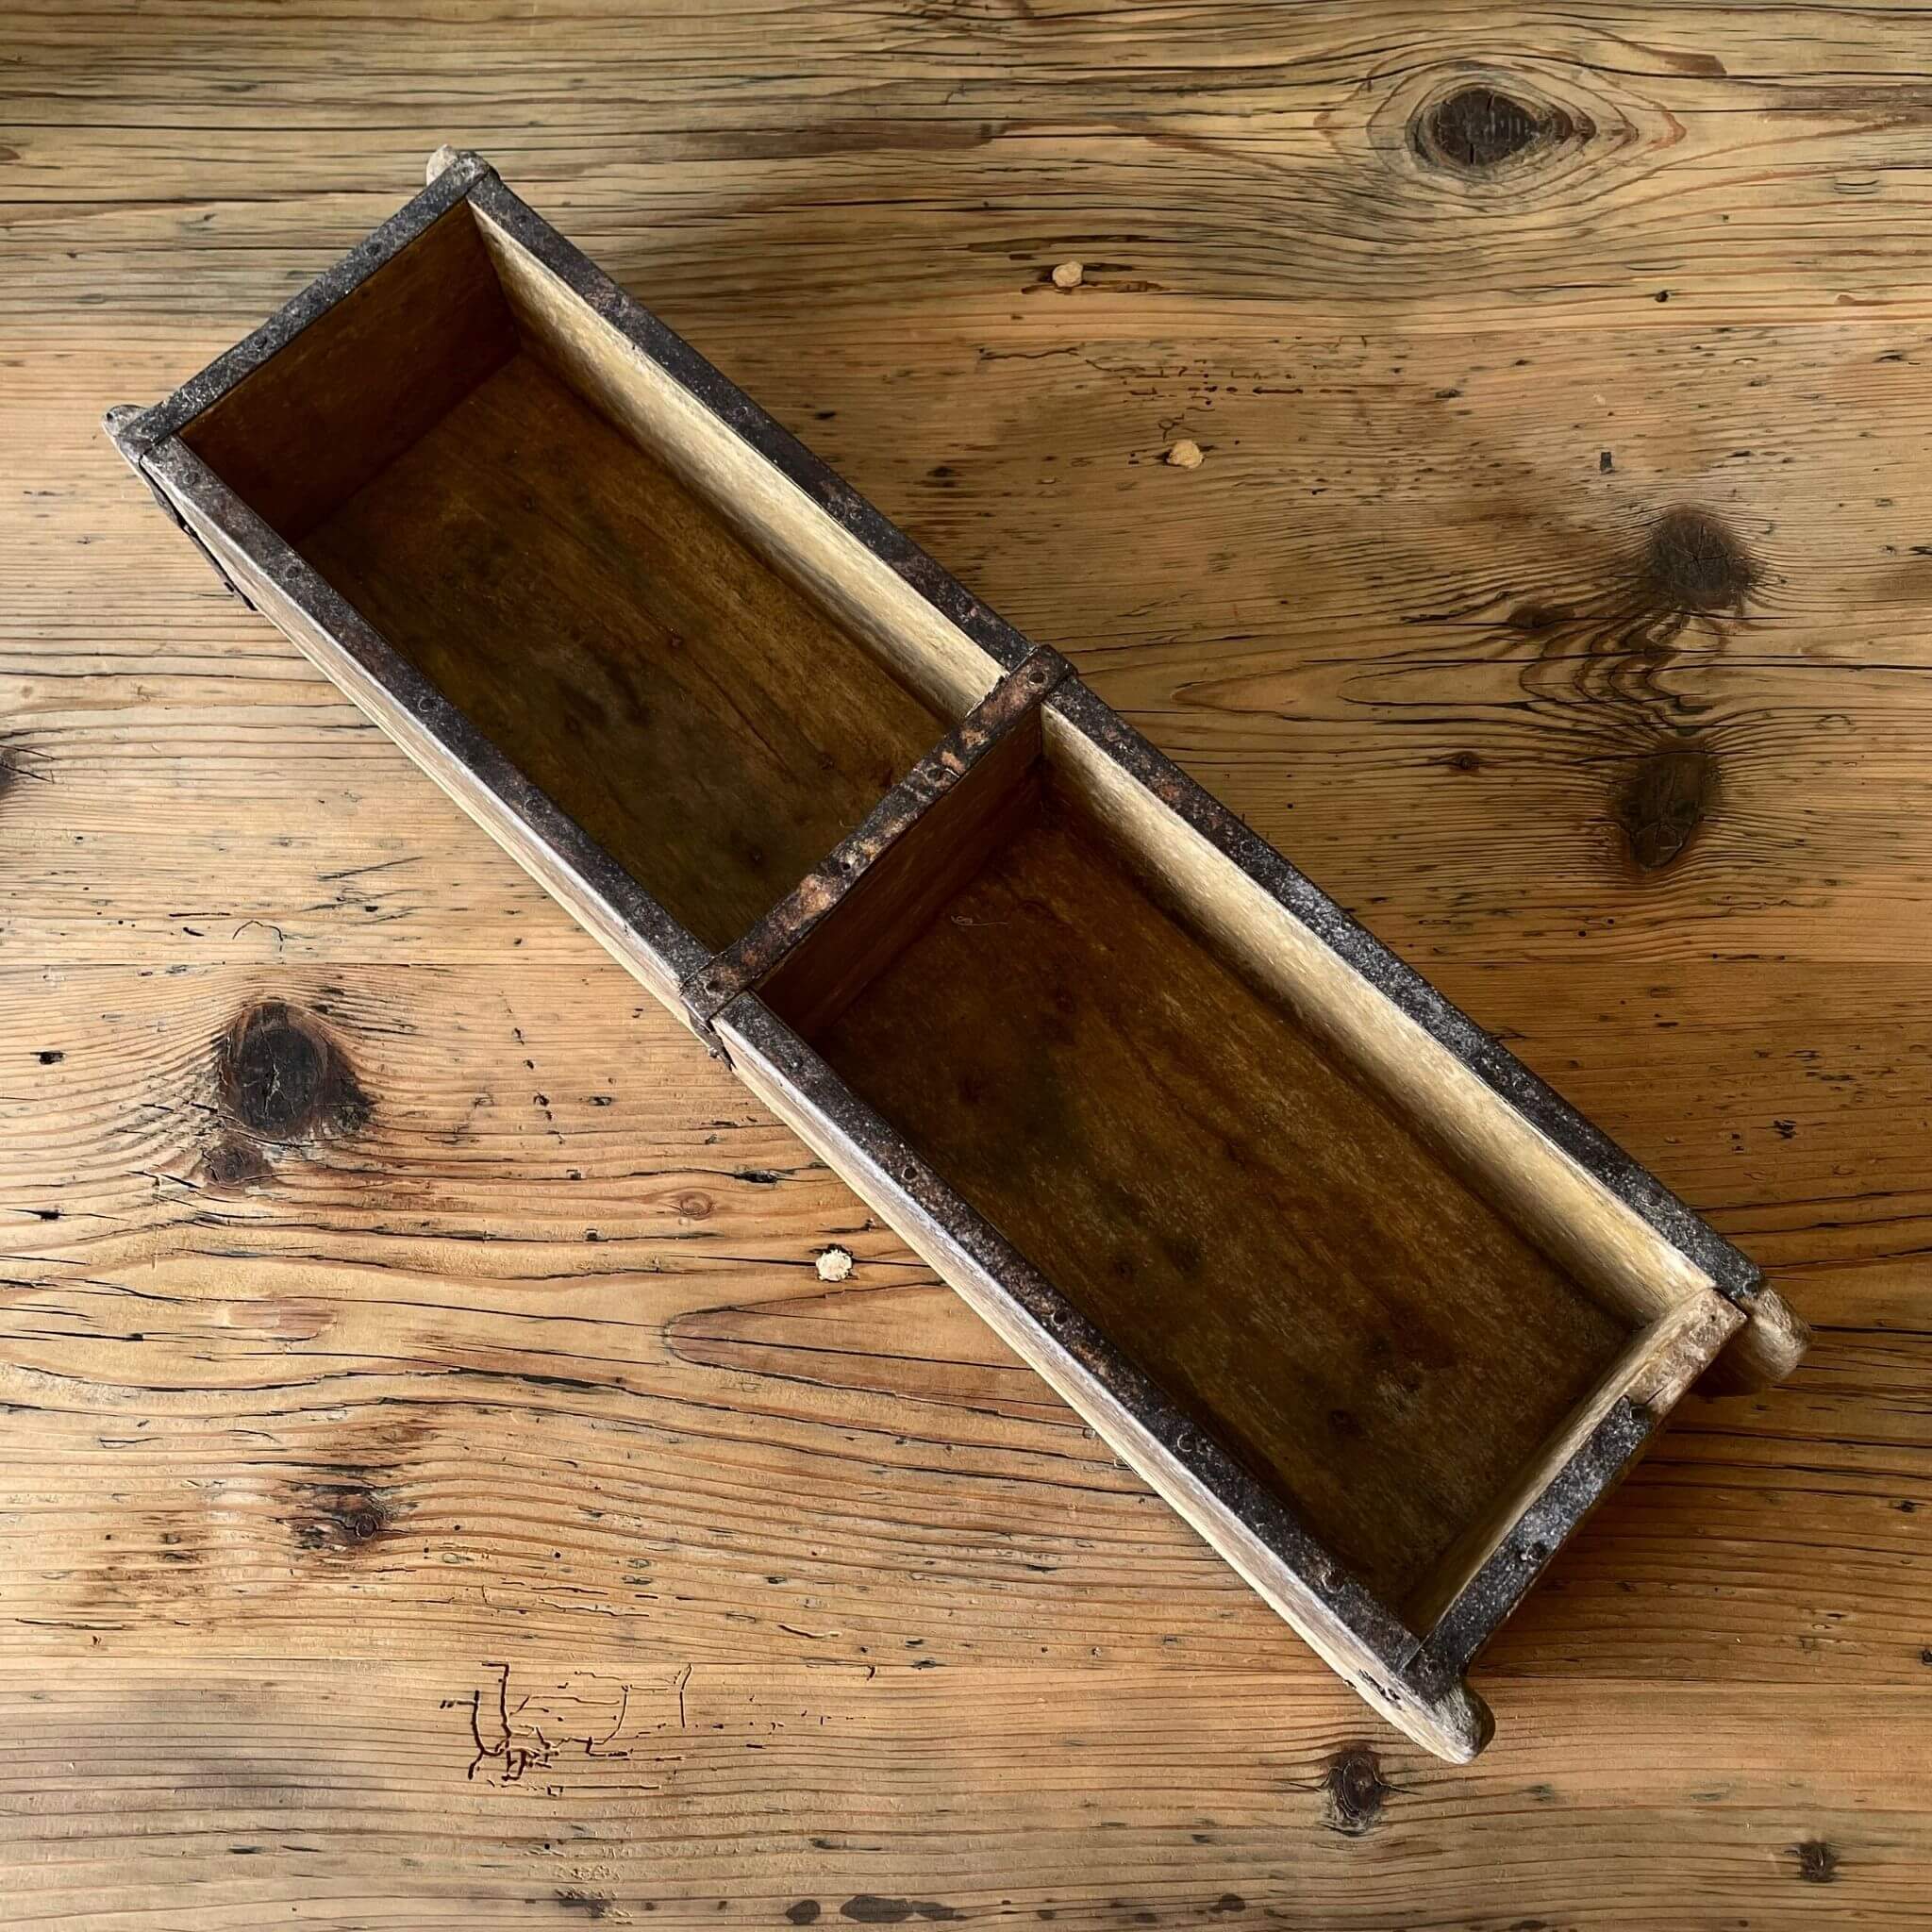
[7,4,1930,1924]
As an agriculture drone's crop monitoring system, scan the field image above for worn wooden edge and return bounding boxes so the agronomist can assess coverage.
[713,991,1501,1763]
[105,152,497,461]
[1041,678,1806,1385]
[124,434,714,1008]
[1693,1284,1811,1395]
[1420,1398,1659,1679]
[682,646,1071,1025]
[460,167,1038,679]
[1408,1291,1742,1634]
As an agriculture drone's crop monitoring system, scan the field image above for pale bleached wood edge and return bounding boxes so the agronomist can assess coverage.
[463,164,1034,712]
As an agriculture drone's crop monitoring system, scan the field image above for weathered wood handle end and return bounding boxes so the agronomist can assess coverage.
[1695,1286,1810,1396]
[102,404,146,457]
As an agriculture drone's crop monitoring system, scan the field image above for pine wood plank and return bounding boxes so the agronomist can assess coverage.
[4,0,1930,1917]
[5,1663,1929,1930]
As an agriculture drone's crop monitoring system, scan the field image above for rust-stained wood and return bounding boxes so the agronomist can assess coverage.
[744,686,1052,1039]
[5,0,1930,1922]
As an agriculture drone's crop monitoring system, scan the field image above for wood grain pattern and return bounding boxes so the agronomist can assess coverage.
[300,349,945,950]
[177,201,517,541]
[8,0,1932,1921]
[807,790,1632,1609]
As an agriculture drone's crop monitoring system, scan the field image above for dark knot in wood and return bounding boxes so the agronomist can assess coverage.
[291,1483,392,1552]
[1612,744,1716,873]
[1642,506,1758,614]
[1322,1741,1392,1834]
[1791,1840,1840,1884]
[1412,86,1569,172]
[218,999,371,1142]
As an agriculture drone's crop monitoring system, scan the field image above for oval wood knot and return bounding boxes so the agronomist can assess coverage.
[1322,1742,1393,1834]
[217,999,372,1144]
[1411,85,1576,172]
[1642,506,1759,613]
[291,1483,393,1553]
[1612,743,1717,873]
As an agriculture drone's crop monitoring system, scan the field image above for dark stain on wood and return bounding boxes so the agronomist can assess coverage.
[1630,39,1727,78]
[840,1901,965,1924]
[1642,507,1758,615]
[1612,742,1718,871]
[0,739,49,802]
[1791,1840,1840,1884]
[786,1907,823,1927]
[218,1000,371,1144]
[1322,1743,1392,1836]
[1480,506,1759,700]
[1460,509,1765,882]
[1209,1896,1246,1916]
[1412,87,1572,171]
